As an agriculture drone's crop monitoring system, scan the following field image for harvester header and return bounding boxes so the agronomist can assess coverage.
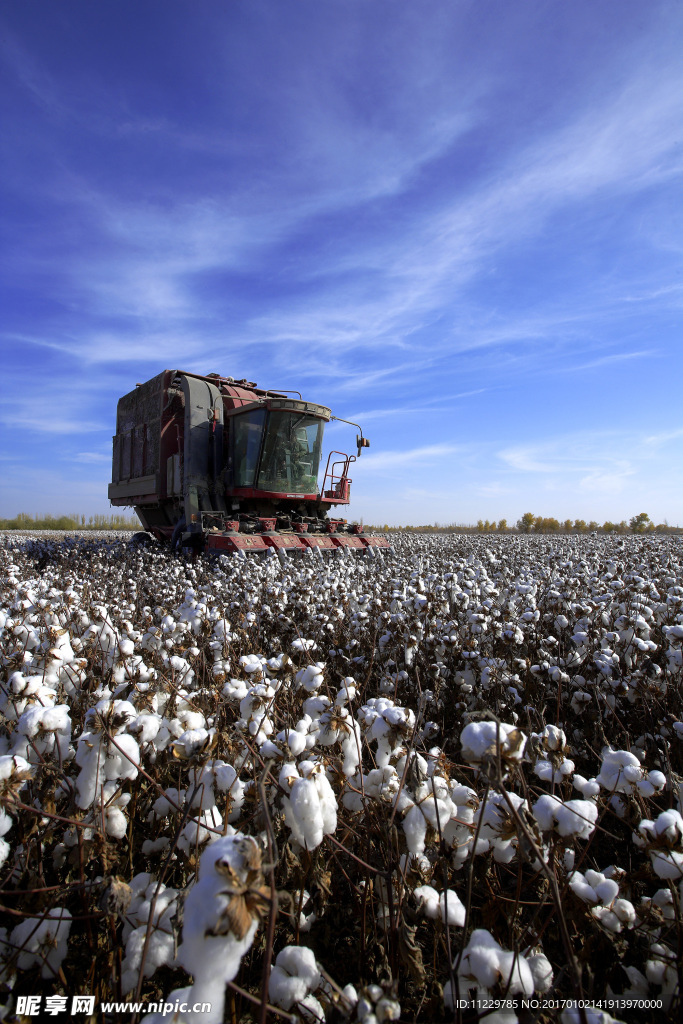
[109,369,390,555]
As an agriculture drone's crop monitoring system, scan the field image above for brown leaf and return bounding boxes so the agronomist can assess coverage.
[398,922,426,984]
[99,877,133,916]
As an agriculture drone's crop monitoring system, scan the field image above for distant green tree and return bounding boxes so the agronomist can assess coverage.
[574,519,587,533]
[517,512,535,533]
[629,512,651,533]
[563,519,573,532]
[497,519,508,532]
[534,517,560,533]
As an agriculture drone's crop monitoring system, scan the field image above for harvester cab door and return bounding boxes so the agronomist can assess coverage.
[177,374,227,526]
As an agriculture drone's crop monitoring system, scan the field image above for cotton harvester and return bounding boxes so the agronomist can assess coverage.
[108,369,391,554]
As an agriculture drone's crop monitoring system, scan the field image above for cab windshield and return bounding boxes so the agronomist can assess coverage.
[258,411,324,493]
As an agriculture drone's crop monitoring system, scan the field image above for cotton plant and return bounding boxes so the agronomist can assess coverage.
[595,747,667,801]
[11,703,72,764]
[166,835,269,1024]
[10,908,71,978]
[529,724,575,783]
[120,873,179,995]
[532,793,598,841]
[474,790,528,864]
[413,885,466,926]
[269,945,324,1021]
[634,809,683,879]
[401,774,457,856]
[443,928,550,1012]
[353,984,401,1024]
[74,698,140,810]
[568,867,635,933]
[281,760,337,850]
[460,720,526,775]
[1,670,58,721]
[0,754,32,867]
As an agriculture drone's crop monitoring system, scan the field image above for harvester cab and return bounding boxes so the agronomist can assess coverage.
[108,369,391,555]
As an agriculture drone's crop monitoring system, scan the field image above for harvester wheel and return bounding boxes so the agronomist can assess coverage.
[130,531,155,548]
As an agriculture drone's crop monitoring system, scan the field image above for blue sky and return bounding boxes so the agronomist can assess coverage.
[1,0,682,526]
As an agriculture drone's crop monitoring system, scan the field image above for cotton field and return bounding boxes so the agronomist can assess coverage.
[1,531,682,1024]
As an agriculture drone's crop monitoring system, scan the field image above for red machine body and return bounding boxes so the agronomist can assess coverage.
[108,369,390,553]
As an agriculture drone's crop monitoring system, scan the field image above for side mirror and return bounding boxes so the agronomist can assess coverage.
[356,436,370,456]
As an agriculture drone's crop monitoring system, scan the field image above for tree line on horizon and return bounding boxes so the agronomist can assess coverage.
[368,512,681,535]
[0,512,141,531]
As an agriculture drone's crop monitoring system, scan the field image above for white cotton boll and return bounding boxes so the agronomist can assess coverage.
[177,710,206,732]
[292,638,317,653]
[275,945,321,991]
[298,994,325,1023]
[176,836,262,1024]
[461,942,502,989]
[555,799,598,839]
[636,809,683,878]
[596,747,643,794]
[286,778,324,850]
[240,653,265,675]
[592,907,623,933]
[375,997,401,1022]
[497,950,534,996]
[269,966,309,1011]
[172,728,213,760]
[105,805,129,839]
[532,794,560,832]
[439,889,466,926]
[573,775,600,798]
[11,908,71,977]
[569,873,598,903]
[650,850,683,879]
[526,951,553,993]
[612,898,635,926]
[313,769,338,837]
[533,795,597,839]
[608,965,648,1000]
[336,678,357,706]
[340,720,362,776]
[104,733,140,781]
[153,788,183,817]
[402,804,428,855]
[277,729,307,757]
[534,757,575,783]
[130,713,163,745]
[0,809,12,838]
[176,807,223,856]
[74,743,103,809]
[121,925,176,994]
[460,721,526,765]
[142,837,171,856]
[342,984,358,1008]
[222,678,249,702]
[296,664,325,692]
[595,878,619,905]
[414,885,440,918]
[298,891,316,932]
[279,762,300,790]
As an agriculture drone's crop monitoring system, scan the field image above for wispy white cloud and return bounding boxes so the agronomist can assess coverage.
[354,443,464,473]
[497,427,683,503]
[71,452,110,464]
[643,428,683,446]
